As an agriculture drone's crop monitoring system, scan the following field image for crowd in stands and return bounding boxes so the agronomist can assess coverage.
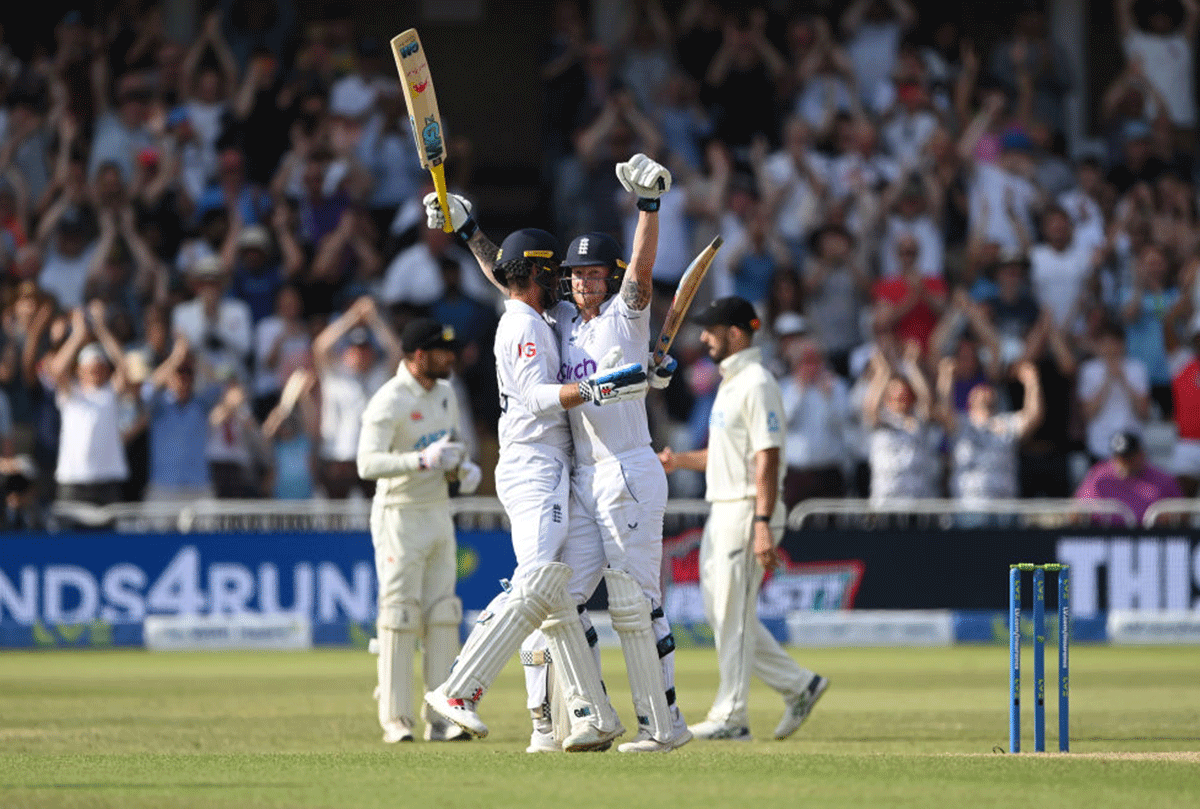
[0,0,1197,529]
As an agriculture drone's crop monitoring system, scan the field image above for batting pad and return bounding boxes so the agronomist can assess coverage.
[423,596,462,699]
[442,563,568,701]
[605,568,674,740]
[377,626,417,728]
[541,589,615,736]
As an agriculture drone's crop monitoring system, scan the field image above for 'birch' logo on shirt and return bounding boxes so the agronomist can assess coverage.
[557,357,597,382]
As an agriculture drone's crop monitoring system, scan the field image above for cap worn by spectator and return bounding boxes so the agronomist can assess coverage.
[330,82,374,118]
[988,249,1029,275]
[237,225,271,252]
[1121,120,1151,144]
[402,318,462,353]
[346,326,374,348]
[774,312,808,338]
[189,255,223,282]
[1110,431,1143,458]
[167,106,190,128]
[1000,129,1034,152]
[692,296,762,332]
[78,343,109,367]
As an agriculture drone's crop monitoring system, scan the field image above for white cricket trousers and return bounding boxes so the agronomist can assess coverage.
[371,499,457,627]
[701,498,809,726]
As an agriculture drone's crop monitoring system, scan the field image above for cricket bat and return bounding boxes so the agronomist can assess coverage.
[391,28,452,233]
[651,235,723,366]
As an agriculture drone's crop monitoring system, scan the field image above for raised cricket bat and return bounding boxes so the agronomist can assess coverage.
[391,28,452,233]
[651,235,723,366]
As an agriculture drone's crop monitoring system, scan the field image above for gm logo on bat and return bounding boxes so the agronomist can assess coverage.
[422,116,443,160]
[400,41,420,57]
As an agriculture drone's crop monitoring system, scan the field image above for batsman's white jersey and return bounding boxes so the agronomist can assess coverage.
[700,346,813,728]
[550,296,652,464]
[357,362,463,739]
[496,299,573,457]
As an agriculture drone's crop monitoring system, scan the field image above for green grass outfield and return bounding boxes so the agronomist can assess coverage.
[1,645,1198,808]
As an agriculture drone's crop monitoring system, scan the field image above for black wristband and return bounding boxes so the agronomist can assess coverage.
[636,197,660,212]
[455,216,478,242]
[754,514,771,522]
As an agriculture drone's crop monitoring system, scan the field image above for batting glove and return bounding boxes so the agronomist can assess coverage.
[422,192,477,239]
[579,346,648,406]
[615,153,671,211]
[418,434,466,471]
[648,355,677,390]
[457,459,482,494]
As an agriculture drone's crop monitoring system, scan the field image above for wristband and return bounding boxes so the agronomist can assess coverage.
[636,197,660,212]
[455,216,478,242]
[754,514,771,522]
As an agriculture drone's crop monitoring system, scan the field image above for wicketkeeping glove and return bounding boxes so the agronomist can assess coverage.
[648,355,677,390]
[579,346,648,406]
[615,153,672,211]
[422,192,477,239]
[457,459,482,494]
[418,434,466,471]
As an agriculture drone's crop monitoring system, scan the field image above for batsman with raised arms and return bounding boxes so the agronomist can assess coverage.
[421,210,647,751]
[425,154,688,753]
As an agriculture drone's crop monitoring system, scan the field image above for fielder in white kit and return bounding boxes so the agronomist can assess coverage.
[357,317,481,743]
[422,223,648,751]
[533,154,692,753]
[659,296,829,741]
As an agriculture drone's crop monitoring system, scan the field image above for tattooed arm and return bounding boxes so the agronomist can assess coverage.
[464,230,504,294]
[621,209,658,312]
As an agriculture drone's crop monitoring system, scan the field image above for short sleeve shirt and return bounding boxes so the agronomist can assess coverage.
[951,413,1023,502]
[705,347,785,501]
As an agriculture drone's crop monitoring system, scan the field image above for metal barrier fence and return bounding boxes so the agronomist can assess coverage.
[49,497,716,534]
[47,495,1189,533]
[787,498,1141,530]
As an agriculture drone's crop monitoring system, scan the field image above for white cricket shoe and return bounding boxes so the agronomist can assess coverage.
[688,719,752,741]
[774,675,830,740]
[382,719,414,743]
[618,727,693,753]
[563,720,624,752]
[525,729,561,753]
[425,718,471,742]
[424,685,488,738]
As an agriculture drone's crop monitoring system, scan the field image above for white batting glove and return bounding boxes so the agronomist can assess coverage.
[418,434,466,471]
[579,346,647,406]
[648,355,677,390]
[457,459,482,494]
[422,192,476,238]
[615,153,672,202]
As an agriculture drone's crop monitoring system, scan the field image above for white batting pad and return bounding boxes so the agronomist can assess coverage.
[423,596,462,697]
[441,563,568,701]
[377,627,417,728]
[605,568,674,741]
[541,588,620,743]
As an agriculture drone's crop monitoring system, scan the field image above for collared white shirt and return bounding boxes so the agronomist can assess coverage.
[359,361,461,506]
[320,363,391,461]
[705,346,785,501]
[495,299,572,457]
[551,294,652,466]
[779,374,850,469]
[172,297,254,375]
[55,383,129,484]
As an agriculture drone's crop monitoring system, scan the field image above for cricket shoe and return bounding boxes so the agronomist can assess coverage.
[424,685,488,738]
[618,727,693,753]
[525,729,561,753]
[382,719,414,743]
[688,719,752,741]
[774,675,830,740]
[563,719,624,752]
[425,718,471,742]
